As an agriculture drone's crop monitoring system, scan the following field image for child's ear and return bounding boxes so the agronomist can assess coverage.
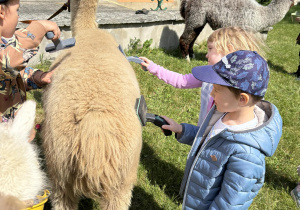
[239,93,250,106]
[0,6,5,19]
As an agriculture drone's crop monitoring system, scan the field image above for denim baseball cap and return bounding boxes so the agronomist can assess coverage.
[192,50,269,97]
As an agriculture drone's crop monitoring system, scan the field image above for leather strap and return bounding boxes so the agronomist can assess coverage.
[20,0,70,24]
[47,0,71,20]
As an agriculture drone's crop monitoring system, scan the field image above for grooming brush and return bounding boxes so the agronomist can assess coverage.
[135,95,172,136]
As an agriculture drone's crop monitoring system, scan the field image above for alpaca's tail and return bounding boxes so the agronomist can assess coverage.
[180,0,188,19]
[0,194,26,210]
[70,0,99,36]
[65,108,141,199]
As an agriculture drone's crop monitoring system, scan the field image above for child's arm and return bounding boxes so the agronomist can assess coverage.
[140,57,202,89]
[209,153,265,209]
[15,20,60,49]
[0,20,60,79]
[20,67,54,90]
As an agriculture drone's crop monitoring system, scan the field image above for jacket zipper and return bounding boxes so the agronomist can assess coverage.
[182,130,227,208]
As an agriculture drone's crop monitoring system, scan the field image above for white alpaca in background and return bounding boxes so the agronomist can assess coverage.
[0,100,46,209]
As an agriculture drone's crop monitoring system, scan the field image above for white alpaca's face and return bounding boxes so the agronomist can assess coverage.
[0,100,36,143]
[0,123,29,144]
[0,100,45,201]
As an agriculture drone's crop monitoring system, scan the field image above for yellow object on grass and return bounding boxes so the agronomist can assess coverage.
[25,190,50,210]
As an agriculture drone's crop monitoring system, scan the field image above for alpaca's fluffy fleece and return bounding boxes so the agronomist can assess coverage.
[42,27,142,210]
[0,100,46,206]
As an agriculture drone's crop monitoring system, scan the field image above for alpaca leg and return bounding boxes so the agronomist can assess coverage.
[179,28,192,60]
[179,25,203,61]
[99,150,141,210]
[99,183,133,210]
[188,26,204,59]
[50,185,80,210]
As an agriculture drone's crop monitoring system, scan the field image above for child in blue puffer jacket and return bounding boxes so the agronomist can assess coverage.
[162,50,283,209]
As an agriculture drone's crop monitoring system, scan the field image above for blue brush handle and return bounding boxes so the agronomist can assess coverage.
[118,45,147,71]
[45,31,55,39]
[127,56,148,71]
[45,32,76,52]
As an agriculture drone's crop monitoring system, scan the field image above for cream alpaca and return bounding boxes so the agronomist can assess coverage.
[42,0,142,209]
[0,100,46,209]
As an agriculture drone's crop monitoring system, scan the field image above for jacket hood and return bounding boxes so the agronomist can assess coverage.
[218,100,282,157]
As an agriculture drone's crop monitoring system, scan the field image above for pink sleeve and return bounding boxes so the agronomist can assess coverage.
[147,62,202,89]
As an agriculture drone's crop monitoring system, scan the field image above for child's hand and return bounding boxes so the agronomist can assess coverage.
[161,116,183,135]
[37,20,61,40]
[29,128,36,142]
[41,68,56,85]
[139,57,152,70]
[41,71,54,84]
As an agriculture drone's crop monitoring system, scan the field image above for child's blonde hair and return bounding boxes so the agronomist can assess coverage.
[207,27,267,58]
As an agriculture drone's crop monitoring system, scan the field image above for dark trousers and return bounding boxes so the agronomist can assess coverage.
[296,50,300,77]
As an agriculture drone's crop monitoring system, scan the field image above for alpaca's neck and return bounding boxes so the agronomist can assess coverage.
[70,0,99,36]
[262,0,293,25]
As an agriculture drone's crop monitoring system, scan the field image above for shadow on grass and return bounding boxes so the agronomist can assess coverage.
[44,197,96,210]
[139,142,184,203]
[265,164,297,192]
[32,90,43,104]
[194,51,207,62]
[267,60,296,76]
[160,47,183,59]
[130,186,165,210]
[161,48,207,63]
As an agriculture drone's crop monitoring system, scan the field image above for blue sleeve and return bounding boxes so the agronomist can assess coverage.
[176,123,199,146]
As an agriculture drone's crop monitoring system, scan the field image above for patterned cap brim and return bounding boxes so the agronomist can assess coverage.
[192,65,231,87]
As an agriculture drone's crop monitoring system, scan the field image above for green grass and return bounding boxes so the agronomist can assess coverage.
[31,6,300,210]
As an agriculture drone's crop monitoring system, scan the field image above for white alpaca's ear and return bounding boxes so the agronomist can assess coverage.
[10,100,36,140]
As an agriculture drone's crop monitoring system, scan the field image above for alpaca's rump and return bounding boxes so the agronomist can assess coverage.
[42,24,142,209]
[43,107,141,199]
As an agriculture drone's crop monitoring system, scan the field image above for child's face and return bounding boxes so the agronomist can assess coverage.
[1,0,20,38]
[206,42,225,65]
[210,84,240,113]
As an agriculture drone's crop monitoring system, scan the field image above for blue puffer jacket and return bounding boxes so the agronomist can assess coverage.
[177,100,282,210]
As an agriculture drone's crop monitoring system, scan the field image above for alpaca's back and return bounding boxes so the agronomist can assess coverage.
[42,1,142,208]
[181,0,291,31]
[0,101,45,202]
